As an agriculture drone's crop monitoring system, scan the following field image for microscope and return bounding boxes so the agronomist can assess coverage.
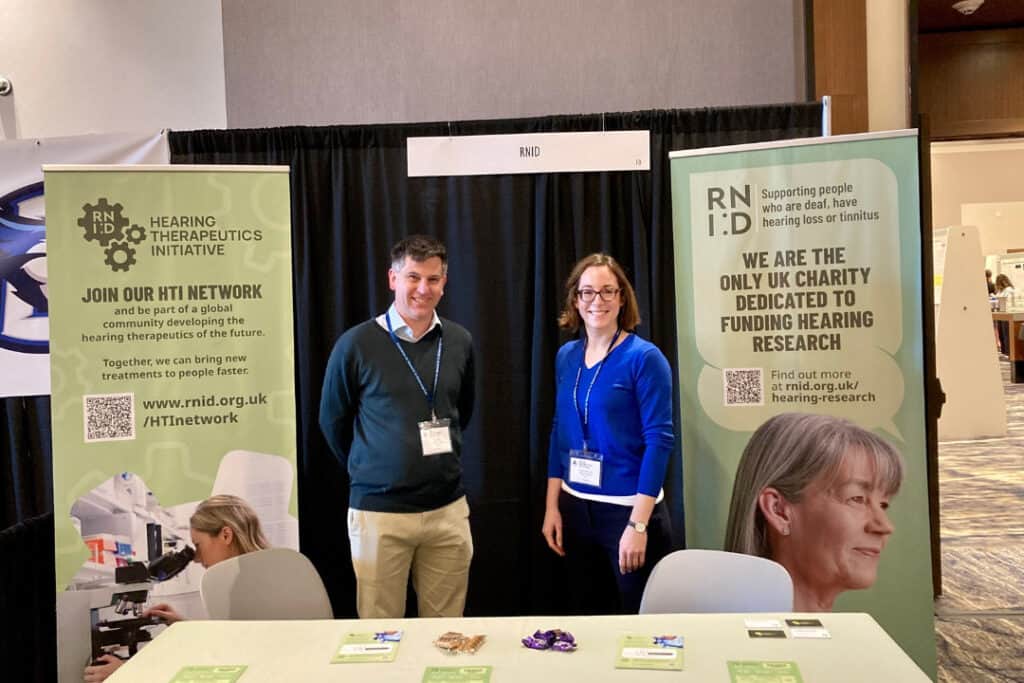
[89,545,195,663]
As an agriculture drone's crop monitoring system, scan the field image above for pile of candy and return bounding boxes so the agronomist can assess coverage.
[521,629,577,652]
[433,631,486,654]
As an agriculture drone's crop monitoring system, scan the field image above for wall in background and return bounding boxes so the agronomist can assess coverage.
[0,0,226,140]
[866,0,909,131]
[221,0,807,128]
[931,140,1024,230]
[919,28,1024,140]
[961,202,1024,259]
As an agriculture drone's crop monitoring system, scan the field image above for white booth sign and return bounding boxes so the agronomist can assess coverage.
[407,130,650,177]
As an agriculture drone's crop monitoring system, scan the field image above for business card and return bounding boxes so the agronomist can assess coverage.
[748,629,787,638]
[789,627,831,639]
[744,619,784,629]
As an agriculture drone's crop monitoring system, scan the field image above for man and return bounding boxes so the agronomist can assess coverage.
[319,235,475,618]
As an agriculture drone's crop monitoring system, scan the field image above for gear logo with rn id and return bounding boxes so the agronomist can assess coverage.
[78,197,147,272]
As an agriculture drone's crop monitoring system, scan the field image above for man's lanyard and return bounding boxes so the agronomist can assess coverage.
[386,313,443,420]
[572,327,622,451]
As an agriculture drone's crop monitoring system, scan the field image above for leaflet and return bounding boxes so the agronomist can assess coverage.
[614,634,684,670]
[422,665,493,682]
[727,660,804,683]
[168,665,247,682]
[332,630,403,663]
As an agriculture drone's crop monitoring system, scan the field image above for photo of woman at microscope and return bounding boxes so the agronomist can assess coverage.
[84,494,269,682]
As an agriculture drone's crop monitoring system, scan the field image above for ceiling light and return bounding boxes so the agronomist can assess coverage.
[952,0,984,15]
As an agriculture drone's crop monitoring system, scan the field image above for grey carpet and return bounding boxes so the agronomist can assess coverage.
[936,360,1024,683]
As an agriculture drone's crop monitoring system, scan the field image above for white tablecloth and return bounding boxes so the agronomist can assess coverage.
[108,612,929,681]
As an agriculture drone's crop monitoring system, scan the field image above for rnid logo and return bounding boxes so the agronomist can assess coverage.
[706,184,752,237]
[78,197,147,272]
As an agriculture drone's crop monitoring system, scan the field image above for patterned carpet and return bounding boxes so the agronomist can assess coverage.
[936,360,1024,682]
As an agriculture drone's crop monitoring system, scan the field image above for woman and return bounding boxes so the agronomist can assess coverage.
[995,274,1016,353]
[724,413,903,612]
[84,494,269,682]
[542,253,674,614]
[995,273,1015,299]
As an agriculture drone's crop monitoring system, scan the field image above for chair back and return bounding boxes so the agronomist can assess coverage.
[200,547,333,620]
[639,549,793,614]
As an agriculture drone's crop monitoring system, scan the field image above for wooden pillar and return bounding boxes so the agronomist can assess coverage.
[811,0,869,134]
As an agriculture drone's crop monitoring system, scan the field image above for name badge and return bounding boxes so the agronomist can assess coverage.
[568,448,603,487]
[418,418,452,456]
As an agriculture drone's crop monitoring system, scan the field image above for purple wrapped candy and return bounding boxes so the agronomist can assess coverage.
[522,628,578,652]
[522,636,550,650]
[551,639,578,652]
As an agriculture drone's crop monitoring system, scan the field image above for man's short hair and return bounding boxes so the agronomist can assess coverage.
[390,235,447,274]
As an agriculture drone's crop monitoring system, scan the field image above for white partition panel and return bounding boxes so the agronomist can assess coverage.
[936,225,1007,440]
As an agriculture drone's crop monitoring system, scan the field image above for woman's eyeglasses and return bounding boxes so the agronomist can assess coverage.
[577,287,621,302]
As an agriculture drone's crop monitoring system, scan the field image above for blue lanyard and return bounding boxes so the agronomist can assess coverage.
[572,327,622,451]
[386,313,443,420]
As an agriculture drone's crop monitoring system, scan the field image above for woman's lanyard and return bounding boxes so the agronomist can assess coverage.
[572,327,622,451]
[386,313,443,420]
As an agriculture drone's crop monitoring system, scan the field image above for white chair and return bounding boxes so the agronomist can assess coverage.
[200,547,334,620]
[638,549,793,614]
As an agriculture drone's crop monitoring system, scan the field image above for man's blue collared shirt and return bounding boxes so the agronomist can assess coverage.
[375,304,441,342]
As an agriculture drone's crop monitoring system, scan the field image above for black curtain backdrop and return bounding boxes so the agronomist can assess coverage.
[169,104,822,619]
[1,103,820,682]
[1,396,53,529]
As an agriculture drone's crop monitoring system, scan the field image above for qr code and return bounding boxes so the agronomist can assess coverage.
[723,368,764,406]
[83,393,136,442]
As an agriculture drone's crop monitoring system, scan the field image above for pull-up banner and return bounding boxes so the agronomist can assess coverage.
[670,131,934,676]
[43,165,296,682]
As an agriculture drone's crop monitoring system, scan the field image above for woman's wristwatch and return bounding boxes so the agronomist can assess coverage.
[627,520,647,533]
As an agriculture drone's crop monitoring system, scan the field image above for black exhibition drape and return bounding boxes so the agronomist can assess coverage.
[0,513,56,682]
[1,395,52,529]
[1,103,821,682]
[169,104,822,618]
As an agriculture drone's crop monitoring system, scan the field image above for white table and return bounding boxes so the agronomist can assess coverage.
[992,311,1024,382]
[107,612,929,681]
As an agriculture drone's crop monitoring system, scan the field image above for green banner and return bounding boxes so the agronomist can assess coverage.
[670,132,934,677]
[44,166,295,681]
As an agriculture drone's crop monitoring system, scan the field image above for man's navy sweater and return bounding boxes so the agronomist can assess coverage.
[319,318,475,512]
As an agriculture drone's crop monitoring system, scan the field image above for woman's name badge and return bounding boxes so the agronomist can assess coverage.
[418,418,452,456]
[568,449,603,487]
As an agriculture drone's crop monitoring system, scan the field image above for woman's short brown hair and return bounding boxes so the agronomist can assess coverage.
[557,253,641,333]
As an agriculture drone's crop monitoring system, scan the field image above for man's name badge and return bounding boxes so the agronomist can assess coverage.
[419,418,452,456]
[568,449,603,487]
